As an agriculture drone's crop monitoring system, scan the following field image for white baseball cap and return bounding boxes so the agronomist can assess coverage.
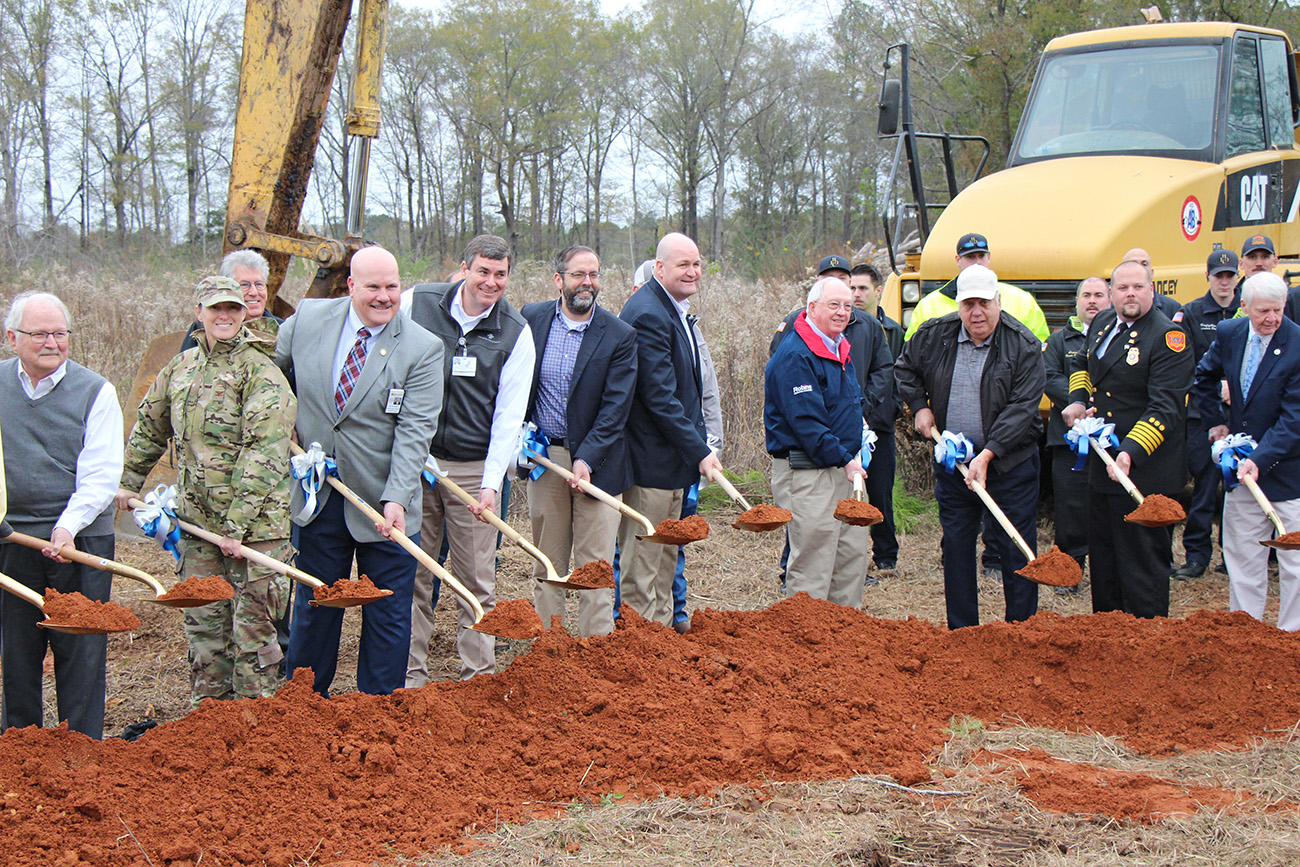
[955,264,999,302]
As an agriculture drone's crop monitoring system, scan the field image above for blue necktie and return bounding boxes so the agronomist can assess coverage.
[1242,333,1263,400]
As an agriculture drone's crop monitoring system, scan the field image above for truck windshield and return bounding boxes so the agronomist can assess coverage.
[1016,44,1220,162]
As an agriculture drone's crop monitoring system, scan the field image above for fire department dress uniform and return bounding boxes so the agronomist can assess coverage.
[1068,306,1194,617]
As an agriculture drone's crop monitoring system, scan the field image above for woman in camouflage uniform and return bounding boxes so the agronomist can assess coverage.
[118,276,296,706]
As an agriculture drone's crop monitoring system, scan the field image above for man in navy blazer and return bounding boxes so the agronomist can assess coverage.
[520,246,638,636]
[1194,272,1300,631]
[617,233,724,624]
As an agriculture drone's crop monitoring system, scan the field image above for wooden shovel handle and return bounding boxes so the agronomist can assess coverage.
[928,429,1035,562]
[4,529,166,597]
[526,449,656,535]
[427,467,565,585]
[1088,437,1145,505]
[1241,475,1288,536]
[286,445,485,619]
[707,467,753,511]
[127,498,324,589]
[0,568,46,609]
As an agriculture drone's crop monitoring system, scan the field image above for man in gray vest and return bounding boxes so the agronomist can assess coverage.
[403,234,536,681]
[0,291,123,738]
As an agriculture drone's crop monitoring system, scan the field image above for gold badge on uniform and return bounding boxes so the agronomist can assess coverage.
[1127,347,1140,365]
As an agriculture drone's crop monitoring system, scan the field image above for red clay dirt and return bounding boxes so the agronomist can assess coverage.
[973,748,1265,822]
[158,575,234,604]
[311,574,387,602]
[1016,545,1083,587]
[1125,493,1185,525]
[565,559,615,589]
[652,514,709,544]
[472,597,545,639]
[834,499,884,526]
[2,596,1299,866]
[41,589,140,632]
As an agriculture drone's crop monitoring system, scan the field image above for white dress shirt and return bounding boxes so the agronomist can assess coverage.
[18,363,124,538]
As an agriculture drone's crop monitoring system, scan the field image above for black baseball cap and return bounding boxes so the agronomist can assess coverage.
[816,255,851,276]
[1206,249,1238,276]
[1242,234,1275,256]
[956,233,989,256]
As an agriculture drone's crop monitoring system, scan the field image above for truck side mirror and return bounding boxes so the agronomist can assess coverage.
[878,79,901,136]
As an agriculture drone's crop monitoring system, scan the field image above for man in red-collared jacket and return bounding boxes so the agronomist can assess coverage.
[764,277,867,608]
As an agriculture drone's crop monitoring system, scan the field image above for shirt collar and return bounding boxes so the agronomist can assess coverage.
[958,324,991,347]
[17,359,68,396]
[452,284,495,328]
[345,304,388,341]
[554,299,591,332]
[805,318,842,355]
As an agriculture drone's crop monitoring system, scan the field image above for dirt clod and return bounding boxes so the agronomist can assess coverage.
[834,499,884,526]
[1125,494,1185,525]
[158,575,234,604]
[1016,546,1082,587]
[473,598,545,639]
[312,574,385,602]
[653,514,710,544]
[566,560,615,589]
[41,589,140,632]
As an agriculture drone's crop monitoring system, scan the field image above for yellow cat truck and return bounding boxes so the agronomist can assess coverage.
[877,21,1300,330]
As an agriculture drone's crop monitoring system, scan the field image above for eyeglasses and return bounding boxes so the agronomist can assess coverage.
[14,329,71,343]
[238,280,267,292]
[560,271,601,281]
[815,301,852,311]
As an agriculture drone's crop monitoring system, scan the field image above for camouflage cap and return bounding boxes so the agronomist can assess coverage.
[195,276,248,309]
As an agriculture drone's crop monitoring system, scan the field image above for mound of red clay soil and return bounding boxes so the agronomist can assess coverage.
[312,574,388,602]
[473,598,545,639]
[41,589,140,632]
[2,596,1299,866]
[834,499,884,526]
[652,514,709,544]
[1126,493,1185,525]
[566,559,615,589]
[1016,546,1082,587]
[158,575,234,604]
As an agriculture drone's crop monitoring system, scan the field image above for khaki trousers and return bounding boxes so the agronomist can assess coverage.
[616,485,685,625]
[407,458,500,684]
[527,446,618,637]
[1223,486,1300,631]
[772,458,869,608]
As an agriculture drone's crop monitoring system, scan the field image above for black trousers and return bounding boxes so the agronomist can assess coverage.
[0,533,113,739]
[1182,419,1220,565]
[1049,446,1088,560]
[865,430,899,565]
[1088,489,1172,618]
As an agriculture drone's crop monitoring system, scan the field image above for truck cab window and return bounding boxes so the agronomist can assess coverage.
[1259,37,1295,149]
[1227,36,1266,157]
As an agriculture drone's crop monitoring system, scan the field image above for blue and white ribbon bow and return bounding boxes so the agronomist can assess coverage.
[934,430,974,474]
[1066,417,1120,471]
[1211,433,1256,491]
[289,441,338,521]
[133,484,182,562]
[859,426,878,471]
[518,424,550,482]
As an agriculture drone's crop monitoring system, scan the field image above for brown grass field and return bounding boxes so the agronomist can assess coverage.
[5,262,1300,865]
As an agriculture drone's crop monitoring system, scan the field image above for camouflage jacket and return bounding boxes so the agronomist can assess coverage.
[122,325,296,543]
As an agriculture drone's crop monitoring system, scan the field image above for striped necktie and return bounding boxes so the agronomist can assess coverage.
[334,327,371,415]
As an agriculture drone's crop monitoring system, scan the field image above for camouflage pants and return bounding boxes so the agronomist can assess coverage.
[180,538,292,707]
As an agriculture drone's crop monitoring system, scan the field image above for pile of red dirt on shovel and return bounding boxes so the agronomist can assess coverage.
[2,596,1299,866]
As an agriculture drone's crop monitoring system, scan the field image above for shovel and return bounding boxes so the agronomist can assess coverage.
[1,528,175,604]
[285,445,488,622]
[704,467,789,532]
[523,447,660,537]
[125,497,372,609]
[424,459,589,590]
[929,429,1080,587]
[1240,476,1300,550]
[835,472,884,527]
[1088,437,1184,527]
[0,569,136,634]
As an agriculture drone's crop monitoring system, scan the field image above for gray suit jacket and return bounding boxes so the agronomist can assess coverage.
[276,297,444,543]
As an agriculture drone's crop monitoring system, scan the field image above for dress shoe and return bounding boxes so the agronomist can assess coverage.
[1171,559,1208,580]
[864,574,880,587]
[673,619,690,634]
[983,565,1001,580]
[1052,585,1079,596]
[873,560,897,572]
